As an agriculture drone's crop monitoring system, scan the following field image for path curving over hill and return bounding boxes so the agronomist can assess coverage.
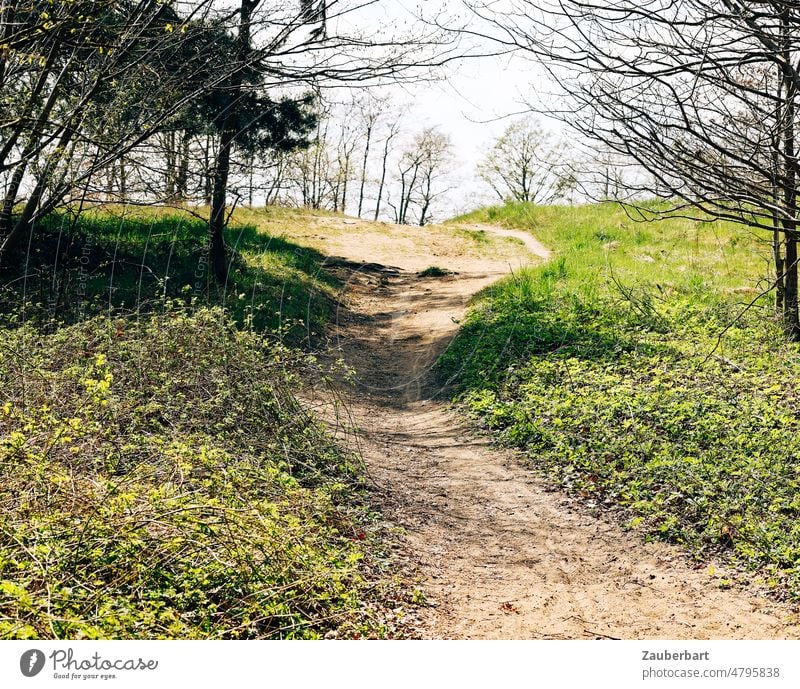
[307,215,800,639]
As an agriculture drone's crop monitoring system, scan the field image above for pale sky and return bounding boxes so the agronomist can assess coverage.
[391,1,555,214]
[332,0,559,217]
[396,50,550,215]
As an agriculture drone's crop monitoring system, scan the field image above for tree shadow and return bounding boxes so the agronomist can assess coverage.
[436,291,671,392]
[0,211,339,345]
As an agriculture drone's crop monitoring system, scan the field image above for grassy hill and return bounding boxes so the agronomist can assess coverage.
[440,202,800,600]
[0,207,409,639]
[0,206,340,345]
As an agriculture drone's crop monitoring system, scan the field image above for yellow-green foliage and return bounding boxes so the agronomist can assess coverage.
[457,201,768,295]
[0,307,394,639]
[442,202,800,598]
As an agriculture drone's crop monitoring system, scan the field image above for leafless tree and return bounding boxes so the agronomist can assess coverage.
[395,128,453,225]
[332,117,359,213]
[416,130,454,225]
[355,95,387,217]
[477,116,574,204]
[464,0,800,337]
[374,119,401,221]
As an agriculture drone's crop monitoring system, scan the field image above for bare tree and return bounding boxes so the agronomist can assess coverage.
[417,130,454,225]
[280,97,407,218]
[477,117,574,204]
[285,109,336,210]
[395,127,453,225]
[374,119,401,221]
[332,118,359,213]
[261,149,291,205]
[464,0,800,338]
[356,96,386,217]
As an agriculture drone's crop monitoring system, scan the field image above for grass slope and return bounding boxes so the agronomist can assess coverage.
[441,202,800,599]
[0,207,410,639]
[0,206,338,345]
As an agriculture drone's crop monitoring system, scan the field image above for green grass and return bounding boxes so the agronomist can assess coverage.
[0,206,339,345]
[440,201,800,598]
[454,227,493,245]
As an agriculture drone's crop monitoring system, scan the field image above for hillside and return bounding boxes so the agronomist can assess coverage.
[2,204,799,640]
[0,207,413,639]
[441,202,800,602]
[270,206,799,639]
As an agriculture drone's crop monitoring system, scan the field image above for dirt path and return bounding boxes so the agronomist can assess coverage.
[307,216,800,639]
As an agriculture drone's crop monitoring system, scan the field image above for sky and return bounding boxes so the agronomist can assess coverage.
[397,50,549,215]
[332,0,560,217]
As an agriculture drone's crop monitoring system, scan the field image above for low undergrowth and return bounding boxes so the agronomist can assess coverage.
[418,266,451,278]
[0,306,404,639]
[441,202,800,599]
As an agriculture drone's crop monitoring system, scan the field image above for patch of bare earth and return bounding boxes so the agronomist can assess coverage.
[304,216,800,640]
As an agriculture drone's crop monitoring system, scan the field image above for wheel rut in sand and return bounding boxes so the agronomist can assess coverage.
[310,216,799,639]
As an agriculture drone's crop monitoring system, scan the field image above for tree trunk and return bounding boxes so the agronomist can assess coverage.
[781,12,800,339]
[164,130,177,201]
[374,141,389,221]
[771,92,785,315]
[374,127,397,221]
[248,154,255,206]
[398,162,420,225]
[419,174,432,226]
[774,224,785,314]
[207,0,257,282]
[176,131,191,202]
[119,156,127,202]
[106,162,116,202]
[783,235,798,338]
[340,151,351,213]
[204,135,213,206]
[358,123,373,217]
[209,127,235,283]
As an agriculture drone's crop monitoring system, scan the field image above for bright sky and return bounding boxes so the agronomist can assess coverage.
[333,0,558,217]
[396,50,548,215]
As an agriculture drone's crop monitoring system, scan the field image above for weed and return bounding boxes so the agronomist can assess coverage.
[418,266,450,278]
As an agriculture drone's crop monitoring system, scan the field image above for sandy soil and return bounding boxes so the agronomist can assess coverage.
[306,216,800,639]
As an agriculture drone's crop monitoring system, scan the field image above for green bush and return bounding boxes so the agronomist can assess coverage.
[0,307,396,639]
[418,266,451,278]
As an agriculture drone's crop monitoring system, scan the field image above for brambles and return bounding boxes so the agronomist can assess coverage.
[0,307,398,639]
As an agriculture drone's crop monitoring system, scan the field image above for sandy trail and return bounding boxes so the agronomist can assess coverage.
[308,217,800,639]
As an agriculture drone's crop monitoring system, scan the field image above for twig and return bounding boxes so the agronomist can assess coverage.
[584,629,622,640]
